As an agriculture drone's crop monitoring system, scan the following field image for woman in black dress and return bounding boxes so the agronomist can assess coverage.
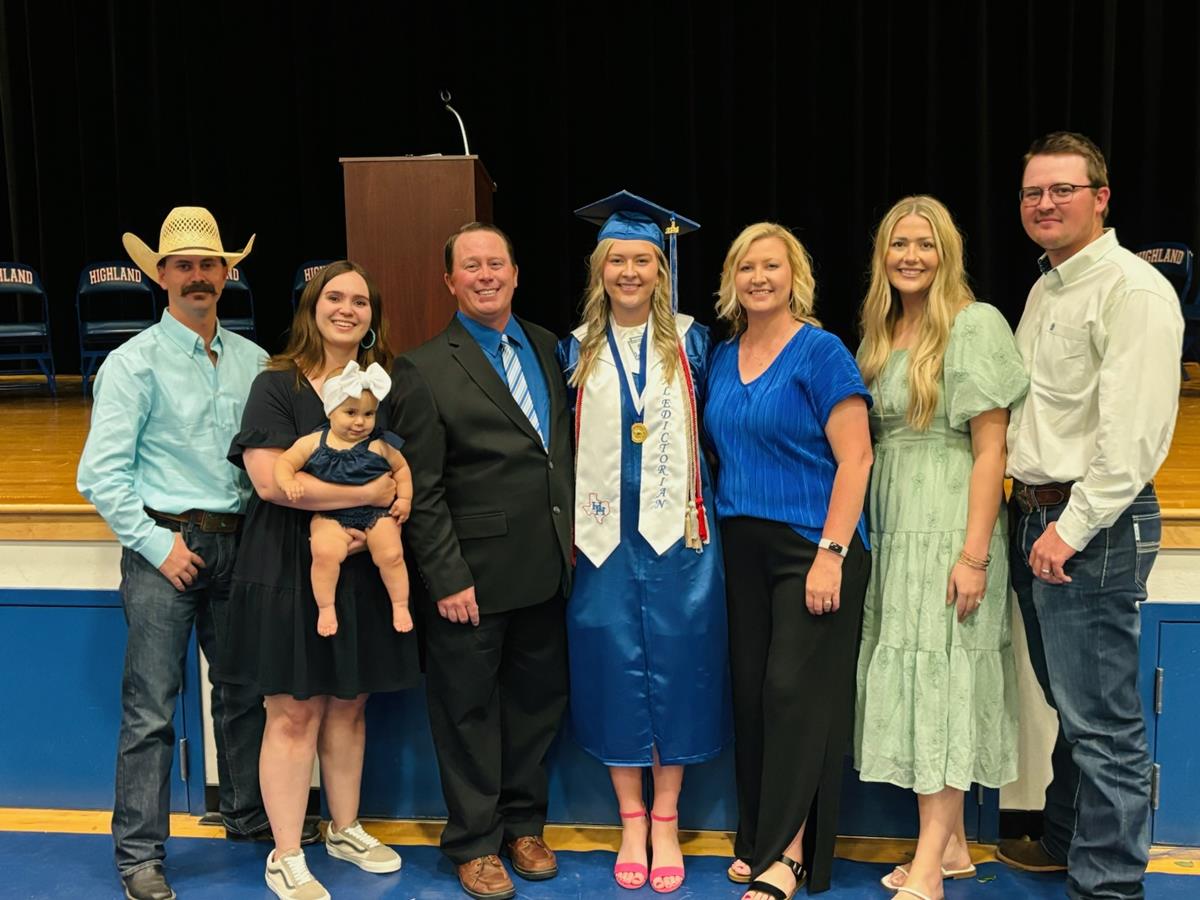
[226,261,419,898]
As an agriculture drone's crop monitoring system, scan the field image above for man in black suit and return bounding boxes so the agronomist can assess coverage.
[390,222,572,900]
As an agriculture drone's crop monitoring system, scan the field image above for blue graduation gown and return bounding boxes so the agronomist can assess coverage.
[557,321,732,766]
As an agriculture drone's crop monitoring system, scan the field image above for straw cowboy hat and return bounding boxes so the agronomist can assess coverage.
[122,206,255,280]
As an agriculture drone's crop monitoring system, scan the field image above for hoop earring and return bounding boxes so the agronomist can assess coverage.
[360,328,377,350]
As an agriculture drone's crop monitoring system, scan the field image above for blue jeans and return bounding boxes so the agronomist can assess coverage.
[113,523,267,876]
[1010,485,1159,900]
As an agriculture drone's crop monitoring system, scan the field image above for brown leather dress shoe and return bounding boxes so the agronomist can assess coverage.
[504,834,558,880]
[996,837,1068,872]
[456,854,515,899]
[121,864,176,900]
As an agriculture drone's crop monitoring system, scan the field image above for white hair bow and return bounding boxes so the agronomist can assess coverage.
[322,361,391,415]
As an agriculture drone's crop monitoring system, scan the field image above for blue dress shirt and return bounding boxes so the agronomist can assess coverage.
[77,310,267,568]
[456,311,552,447]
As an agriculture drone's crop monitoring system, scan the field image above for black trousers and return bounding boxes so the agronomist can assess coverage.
[422,593,569,863]
[722,517,869,894]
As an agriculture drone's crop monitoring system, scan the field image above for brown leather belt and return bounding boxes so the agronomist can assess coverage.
[1011,480,1074,515]
[146,507,242,533]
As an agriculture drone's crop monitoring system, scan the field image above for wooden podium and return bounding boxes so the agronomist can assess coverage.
[341,156,495,352]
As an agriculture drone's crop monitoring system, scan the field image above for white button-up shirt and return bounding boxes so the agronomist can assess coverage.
[1007,229,1184,550]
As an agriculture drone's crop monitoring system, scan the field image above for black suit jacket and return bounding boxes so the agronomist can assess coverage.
[390,314,573,614]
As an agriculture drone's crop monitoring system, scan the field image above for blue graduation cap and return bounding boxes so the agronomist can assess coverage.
[574,190,700,312]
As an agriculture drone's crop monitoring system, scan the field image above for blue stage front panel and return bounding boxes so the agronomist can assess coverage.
[3,586,998,837]
[0,589,193,812]
[362,687,989,837]
[1153,622,1200,845]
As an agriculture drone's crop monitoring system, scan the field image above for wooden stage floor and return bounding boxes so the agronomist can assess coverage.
[4,373,1200,545]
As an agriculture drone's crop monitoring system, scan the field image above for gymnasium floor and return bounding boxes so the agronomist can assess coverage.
[1,812,1197,899]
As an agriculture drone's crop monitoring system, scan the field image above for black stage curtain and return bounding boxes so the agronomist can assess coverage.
[1,1,1197,371]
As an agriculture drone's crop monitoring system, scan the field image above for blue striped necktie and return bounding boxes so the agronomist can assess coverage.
[499,335,545,447]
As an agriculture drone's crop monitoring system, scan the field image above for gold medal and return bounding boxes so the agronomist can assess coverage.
[631,422,649,444]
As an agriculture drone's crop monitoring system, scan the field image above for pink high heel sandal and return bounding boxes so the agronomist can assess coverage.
[614,809,649,890]
[649,812,685,894]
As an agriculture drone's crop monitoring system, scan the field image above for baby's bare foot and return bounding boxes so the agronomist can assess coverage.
[393,606,413,633]
[318,608,338,637]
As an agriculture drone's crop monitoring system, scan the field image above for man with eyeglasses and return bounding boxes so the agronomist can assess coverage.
[1001,132,1182,899]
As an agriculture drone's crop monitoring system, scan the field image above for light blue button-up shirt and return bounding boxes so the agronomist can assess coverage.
[77,310,267,567]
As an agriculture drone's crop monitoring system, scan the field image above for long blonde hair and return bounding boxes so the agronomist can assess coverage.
[715,222,820,336]
[570,238,680,387]
[857,195,974,431]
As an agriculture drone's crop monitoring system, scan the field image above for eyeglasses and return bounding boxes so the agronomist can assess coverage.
[1018,183,1101,206]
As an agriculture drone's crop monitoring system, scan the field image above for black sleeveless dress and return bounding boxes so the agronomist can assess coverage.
[222,368,418,699]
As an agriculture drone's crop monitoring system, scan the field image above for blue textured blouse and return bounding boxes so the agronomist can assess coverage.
[704,324,871,546]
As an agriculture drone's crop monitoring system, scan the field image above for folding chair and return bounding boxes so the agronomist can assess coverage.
[220,266,256,341]
[1134,242,1195,375]
[292,259,336,311]
[0,262,56,395]
[76,261,157,397]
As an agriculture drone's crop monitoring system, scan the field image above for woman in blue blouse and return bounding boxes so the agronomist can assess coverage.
[705,223,873,899]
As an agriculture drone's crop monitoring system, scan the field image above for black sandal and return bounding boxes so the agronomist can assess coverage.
[742,853,805,900]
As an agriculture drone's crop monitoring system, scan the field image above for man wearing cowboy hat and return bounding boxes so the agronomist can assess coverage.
[78,207,280,900]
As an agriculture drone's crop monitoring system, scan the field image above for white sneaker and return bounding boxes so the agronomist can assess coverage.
[265,849,330,900]
[325,820,402,873]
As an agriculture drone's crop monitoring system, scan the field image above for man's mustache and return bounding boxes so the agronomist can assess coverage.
[182,281,217,294]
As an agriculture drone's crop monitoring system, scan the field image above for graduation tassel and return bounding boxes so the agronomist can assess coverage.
[685,500,701,550]
[667,217,680,314]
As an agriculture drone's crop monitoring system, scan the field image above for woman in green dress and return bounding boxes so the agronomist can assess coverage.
[854,196,1027,900]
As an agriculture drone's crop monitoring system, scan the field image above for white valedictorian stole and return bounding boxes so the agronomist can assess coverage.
[572,312,709,566]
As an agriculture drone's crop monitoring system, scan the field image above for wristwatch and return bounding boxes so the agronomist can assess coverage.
[818,537,848,558]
